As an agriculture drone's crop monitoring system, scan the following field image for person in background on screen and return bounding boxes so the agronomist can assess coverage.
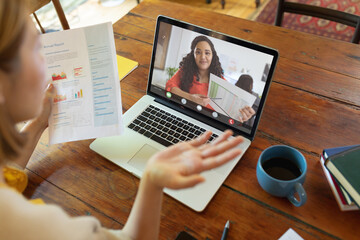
[0,1,244,239]
[166,35,255,123]
[235,74,253,93]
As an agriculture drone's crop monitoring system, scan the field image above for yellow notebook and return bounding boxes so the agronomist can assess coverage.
[116,55,139,81]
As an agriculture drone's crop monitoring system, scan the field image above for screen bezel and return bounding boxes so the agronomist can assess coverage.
[146,15,278,141]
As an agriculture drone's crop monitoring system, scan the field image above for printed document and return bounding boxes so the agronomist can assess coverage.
[278,228,304,240]
[41,22,124,144]
[208,74,256,120]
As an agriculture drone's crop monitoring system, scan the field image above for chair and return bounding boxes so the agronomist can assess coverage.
[205,0,225,9]
[28,0,70,33]
[275,0,360,44]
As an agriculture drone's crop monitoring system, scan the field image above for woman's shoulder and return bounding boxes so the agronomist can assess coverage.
[0,183,24,199]
[0,186,28,218]
[0,187,106,240]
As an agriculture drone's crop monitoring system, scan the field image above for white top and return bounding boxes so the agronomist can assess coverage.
[0,187,131,240]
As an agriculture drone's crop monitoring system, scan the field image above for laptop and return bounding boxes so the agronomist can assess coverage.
[90,16,278,212]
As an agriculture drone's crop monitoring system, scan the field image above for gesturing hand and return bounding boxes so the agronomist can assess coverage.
[191,94,210,107]
[238,106,255,123]
[144,130,243,190]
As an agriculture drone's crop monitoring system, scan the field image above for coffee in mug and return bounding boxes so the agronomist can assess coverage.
[262,157,302,180]
[256,145,307,207]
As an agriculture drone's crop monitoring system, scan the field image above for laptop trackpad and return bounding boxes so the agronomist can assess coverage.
[128,144,159,172]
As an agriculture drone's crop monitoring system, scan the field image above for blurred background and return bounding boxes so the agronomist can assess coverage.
[32,0,263,32]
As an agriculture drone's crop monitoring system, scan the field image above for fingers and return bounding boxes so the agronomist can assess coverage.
[249,106,256,115]
[43,84,55,107]
[201,148,242,171]
[192,94,209,106]
[189,131,212,147]
[209,129,233,145]
[239,106,255,122]
[156,142,192,158]
[246,107,255,119]
[239,108,249,122]
[169,175,205,189]
[202,97,210,106]
[45,83,56,99]
[43,79,51,92]
[159,131,211,159]
[201,100,208,107]
[148,130,243,190]
[185,129,240,150]
[201,136,243,158]
[197,94,208,99]
[191,129,233,150]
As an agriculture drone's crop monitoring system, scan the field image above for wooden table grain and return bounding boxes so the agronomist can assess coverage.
[24,0,360,239]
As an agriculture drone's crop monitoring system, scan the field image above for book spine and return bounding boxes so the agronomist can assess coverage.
[339,183,354,205]
[320,155,358,211]
[325,161,360,209]
[325,146,360,208]
[328,168,348,205]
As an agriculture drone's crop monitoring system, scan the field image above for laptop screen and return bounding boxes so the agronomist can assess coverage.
[148,16,278,140]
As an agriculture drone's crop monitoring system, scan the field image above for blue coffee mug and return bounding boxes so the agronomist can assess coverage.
[256,145,307,207]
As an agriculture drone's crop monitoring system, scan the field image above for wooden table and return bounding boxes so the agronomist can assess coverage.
[24,0,360,239]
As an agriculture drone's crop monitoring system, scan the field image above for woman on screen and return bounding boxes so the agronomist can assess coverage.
[0,1,243,239]
[166,35,222,107]
[166,35,255,123]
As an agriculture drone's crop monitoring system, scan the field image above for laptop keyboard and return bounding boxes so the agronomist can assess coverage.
[127,105,219,147]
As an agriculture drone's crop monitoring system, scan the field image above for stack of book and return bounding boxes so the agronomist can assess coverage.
[320,145,360,211]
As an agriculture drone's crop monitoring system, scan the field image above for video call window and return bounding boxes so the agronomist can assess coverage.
[150,22,274,134]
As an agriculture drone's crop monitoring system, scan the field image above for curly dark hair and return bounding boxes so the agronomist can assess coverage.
[178,35,223,92]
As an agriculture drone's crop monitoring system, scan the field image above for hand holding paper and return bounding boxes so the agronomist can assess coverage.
[207,74,256,122]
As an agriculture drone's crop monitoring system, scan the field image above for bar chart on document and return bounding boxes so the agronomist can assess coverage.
[50,67,92,130]
[51,72,83,101]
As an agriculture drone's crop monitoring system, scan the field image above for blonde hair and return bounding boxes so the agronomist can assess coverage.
[0,0,29,163]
